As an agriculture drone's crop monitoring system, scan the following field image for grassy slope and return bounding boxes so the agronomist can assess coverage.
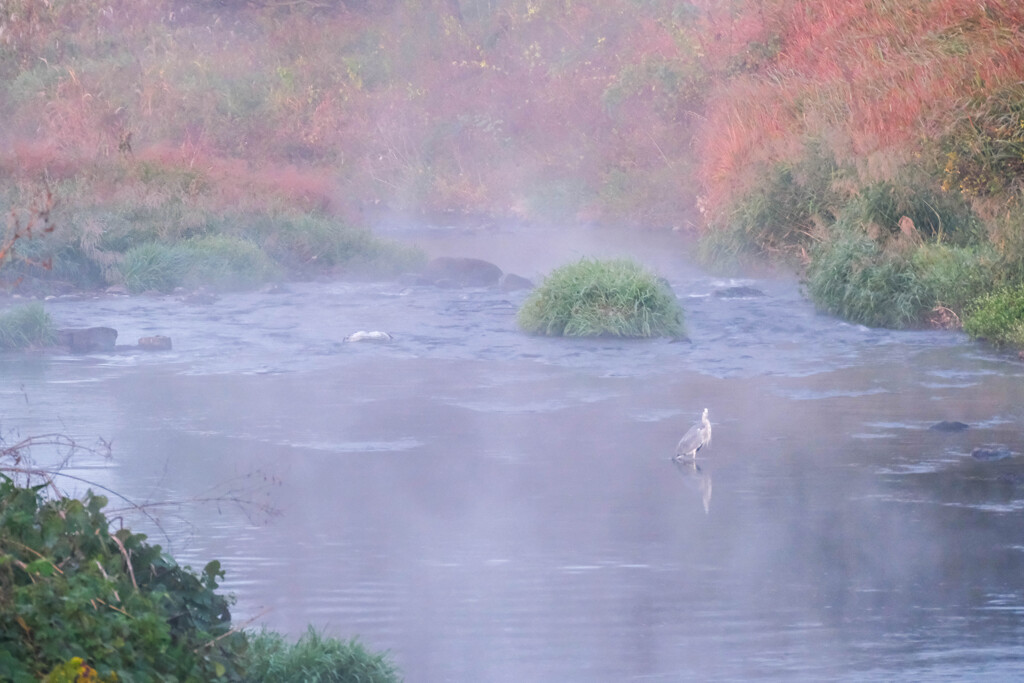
[3,0,1024,338]
[694,0,1024,334]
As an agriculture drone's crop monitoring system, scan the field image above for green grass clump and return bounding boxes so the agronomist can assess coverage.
[517,258,683,337]
[0,303,57,349]
[181,235,281,290]
[117,241,191,293]
[804,228,994,328]
[963,284,1024,347]
[118,236,281,293]
[253,211,426,277]
[245,627,402,683]
[804,232,928,328]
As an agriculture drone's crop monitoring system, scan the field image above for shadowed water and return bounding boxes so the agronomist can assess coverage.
[2,224,1024,681]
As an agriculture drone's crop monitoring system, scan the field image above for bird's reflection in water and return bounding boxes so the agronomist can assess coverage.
[673,457,712,514]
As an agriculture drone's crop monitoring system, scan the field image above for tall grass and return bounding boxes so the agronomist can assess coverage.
[804,226,994,328]
[518,259,684,338]
[244,627,401,683]
[0,303,56,350]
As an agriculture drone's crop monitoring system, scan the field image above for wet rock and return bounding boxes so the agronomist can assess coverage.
[971,446,1012,461]
[57,327,118,353]
[929,420,970,432]
[396,273,431,287]
[713,286,766,299]
[499,272,533,292]
[419,257,503,288]
[138,335,172,351]
[181,290,219,305]
[344,330,393,343]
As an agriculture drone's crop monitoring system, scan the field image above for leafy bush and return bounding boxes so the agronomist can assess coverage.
[963,284,1024,347]
[0,477,246,681]
[517,258,683,337]
[245,627,401,683]
[0,303,56,350]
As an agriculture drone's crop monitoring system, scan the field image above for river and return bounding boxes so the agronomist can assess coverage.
[2,223,1023,681]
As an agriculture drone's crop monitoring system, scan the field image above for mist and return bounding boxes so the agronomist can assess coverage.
[3,1,1024,681]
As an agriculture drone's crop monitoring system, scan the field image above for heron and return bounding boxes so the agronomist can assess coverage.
[675,408,711,460]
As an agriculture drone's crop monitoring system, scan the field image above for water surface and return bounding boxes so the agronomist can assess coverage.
[3,224,1023,681]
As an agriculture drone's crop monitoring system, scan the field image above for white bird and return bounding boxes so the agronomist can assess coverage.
[675,408,711,459]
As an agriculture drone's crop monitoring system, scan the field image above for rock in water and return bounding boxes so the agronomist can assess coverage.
[971,446,1012,461]
[929,421,970,432]
[57,327,118,353]
[138,335,173,351]
[419,257,503,288]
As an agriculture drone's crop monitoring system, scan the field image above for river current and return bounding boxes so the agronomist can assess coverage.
[2,223,1023,681]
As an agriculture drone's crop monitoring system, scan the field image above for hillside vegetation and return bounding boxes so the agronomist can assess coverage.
[3,0,1024,337]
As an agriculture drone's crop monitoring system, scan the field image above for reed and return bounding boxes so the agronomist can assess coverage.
[0,303,56,350]
[244,627,401,683]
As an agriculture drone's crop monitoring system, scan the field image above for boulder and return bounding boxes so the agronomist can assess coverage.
[57,327,118,353]
[499,272,533,292]
[419,257,503,288]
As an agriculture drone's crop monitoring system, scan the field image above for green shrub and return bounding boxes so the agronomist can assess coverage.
[963,284,1024,347]
[517,258,683,337]
[244,627,401,683]
[0,477,246,681]
[910,242,994,313]
[0,303,56,350]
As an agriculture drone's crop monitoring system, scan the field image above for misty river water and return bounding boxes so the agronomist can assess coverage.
[2,223,1024,681]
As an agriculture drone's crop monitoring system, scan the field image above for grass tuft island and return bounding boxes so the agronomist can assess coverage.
[517,259,684,338]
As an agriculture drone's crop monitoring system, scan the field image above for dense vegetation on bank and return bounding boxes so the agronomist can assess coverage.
[0,469,401,681]
[3,0,1024,342]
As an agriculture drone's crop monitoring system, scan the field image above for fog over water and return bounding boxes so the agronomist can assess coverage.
[3,223,1024,681]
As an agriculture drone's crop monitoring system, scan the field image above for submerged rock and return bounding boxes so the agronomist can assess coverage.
[419,257,503,288]
[712,285,766,298]
[971,445,1013,461]
[929,420,970,432]
[138,335,173,351]
[57,327,118,353]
